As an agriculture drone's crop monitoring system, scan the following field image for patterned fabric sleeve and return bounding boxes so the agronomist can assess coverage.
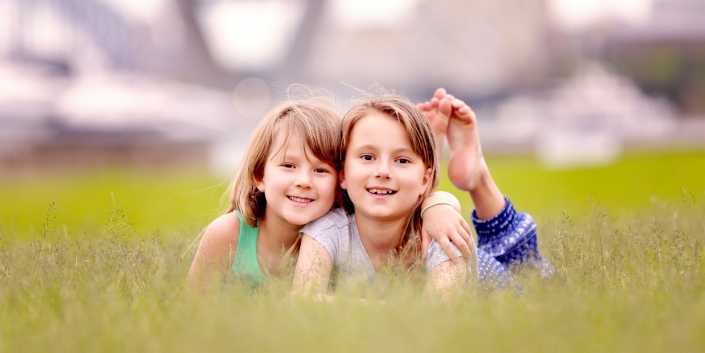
[472,197,554,278]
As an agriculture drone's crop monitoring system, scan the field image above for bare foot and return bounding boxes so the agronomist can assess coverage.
[445,97,505,219]
[445,98,489,192]
[418,88,453,158]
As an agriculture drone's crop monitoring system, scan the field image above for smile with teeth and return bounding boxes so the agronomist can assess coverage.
[287,196,313,203]
[368,188,396,195]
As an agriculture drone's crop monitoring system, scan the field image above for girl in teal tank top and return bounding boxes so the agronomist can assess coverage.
[187,99,343,288]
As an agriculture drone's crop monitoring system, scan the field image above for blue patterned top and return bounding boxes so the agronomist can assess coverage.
[471,197,554,288]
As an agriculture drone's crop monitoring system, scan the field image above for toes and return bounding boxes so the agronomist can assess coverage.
[438,98,453,120]
[434,88,447,100]
[450,98,465,108]
[430,97,440,108]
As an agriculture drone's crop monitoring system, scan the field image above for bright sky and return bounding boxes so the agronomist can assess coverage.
[549,0,655,31]
[330,0,422,30]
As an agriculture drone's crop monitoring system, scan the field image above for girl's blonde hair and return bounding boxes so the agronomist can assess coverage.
[341,91,440,262]
[227,99,342,227]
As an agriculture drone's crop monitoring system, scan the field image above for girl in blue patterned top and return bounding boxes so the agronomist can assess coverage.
[418,88,554,286]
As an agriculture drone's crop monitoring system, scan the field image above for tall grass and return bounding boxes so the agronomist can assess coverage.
[1,196,703,352]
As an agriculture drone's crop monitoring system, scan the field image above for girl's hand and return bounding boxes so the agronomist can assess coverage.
[420,192,473,262]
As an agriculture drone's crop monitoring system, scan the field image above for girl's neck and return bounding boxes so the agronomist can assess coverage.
[354,212,405,270]
[256,209,302,275]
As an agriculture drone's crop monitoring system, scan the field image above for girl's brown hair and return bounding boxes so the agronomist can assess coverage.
[227,98,342,226]
[341,91,440,262]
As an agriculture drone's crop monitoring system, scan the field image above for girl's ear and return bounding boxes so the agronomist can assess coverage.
[339,167,347,190]
[256,174,265,193]
[419,168,432,196]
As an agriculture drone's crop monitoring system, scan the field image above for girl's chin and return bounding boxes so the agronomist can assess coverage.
[286,214,322,226]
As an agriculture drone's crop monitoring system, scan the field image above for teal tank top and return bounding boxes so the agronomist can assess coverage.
[230,211,267,284]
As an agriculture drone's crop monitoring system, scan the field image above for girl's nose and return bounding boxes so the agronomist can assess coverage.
[375,160,391,179]
[295,170,312,188]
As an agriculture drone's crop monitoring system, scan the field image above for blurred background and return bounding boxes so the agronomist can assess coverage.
[1,0,704,235]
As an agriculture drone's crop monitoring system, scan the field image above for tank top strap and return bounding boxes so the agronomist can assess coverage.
[231,211,267,284]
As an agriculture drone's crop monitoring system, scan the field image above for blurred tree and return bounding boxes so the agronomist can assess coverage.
[608,43,705,116]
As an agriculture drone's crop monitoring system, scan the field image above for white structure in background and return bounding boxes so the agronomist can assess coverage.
[0,0,250,174]
[486,63,677,168]
[0,60,240,173]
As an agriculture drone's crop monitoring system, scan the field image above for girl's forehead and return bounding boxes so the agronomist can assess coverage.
[270,129,305,156]
[269,128,332,166]
[349,113,409,142]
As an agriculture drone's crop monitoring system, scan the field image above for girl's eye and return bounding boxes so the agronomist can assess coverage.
[397,158,412,164]
[314,168,330,174]
[361,154,374,161]
[281,163,295,169]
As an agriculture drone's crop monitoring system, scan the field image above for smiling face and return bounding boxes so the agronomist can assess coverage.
[256,130,338,226]
[340,112,432,223]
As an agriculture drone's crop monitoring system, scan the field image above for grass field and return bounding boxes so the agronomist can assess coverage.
[1,150,704,352]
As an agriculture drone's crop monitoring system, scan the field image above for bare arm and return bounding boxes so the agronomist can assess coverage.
[292,234,334,297]
[425,258,468,302]
[421,191,473,261]
[187,213,240,292]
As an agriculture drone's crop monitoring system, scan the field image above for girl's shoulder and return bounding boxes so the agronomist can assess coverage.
[302,208,352,234]
[201,212,243,250]
[189,212,244,277]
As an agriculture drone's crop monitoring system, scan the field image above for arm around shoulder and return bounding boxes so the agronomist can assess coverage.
[187,212,241,290]
[421,191,474,260]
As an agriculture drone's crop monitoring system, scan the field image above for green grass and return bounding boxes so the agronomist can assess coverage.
[0,169,227,238]
[1,150,704,352]
[444,149,705,220]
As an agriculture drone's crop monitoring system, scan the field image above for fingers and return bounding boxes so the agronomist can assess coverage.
[450,235,471,259]
[453,225,473,259]
[460,220,474,247]
[421,229,430,260]
[439,238,459,264]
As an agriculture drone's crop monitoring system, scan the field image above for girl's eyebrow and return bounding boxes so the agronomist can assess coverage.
[272,150,301,161]
[351,144,415,155]
[276,150,330,166]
